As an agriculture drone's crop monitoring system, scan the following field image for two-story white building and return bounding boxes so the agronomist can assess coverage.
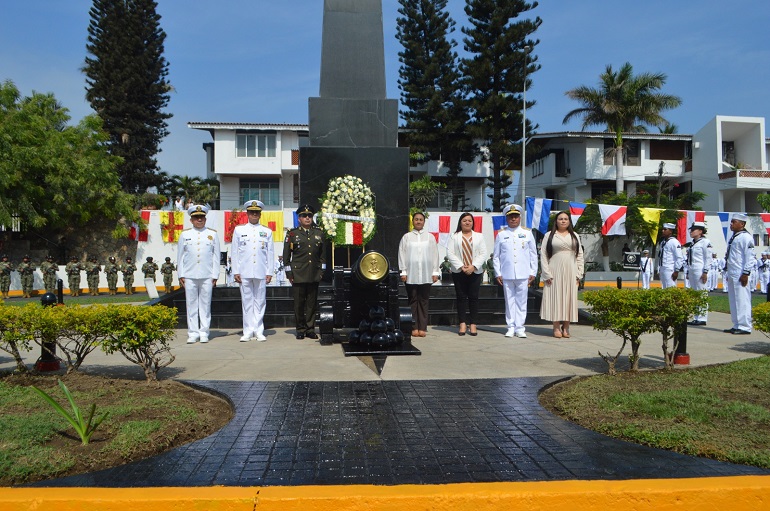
[525,115,769,214]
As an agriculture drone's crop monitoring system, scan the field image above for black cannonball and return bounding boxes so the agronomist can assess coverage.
[384,318,395,331]
[369,305,386,320]
[385,332,396,345]
[360,331,373,345]
[348,330,361,344]
[393,330,405,344]
[358,319,371,332]
[370,319,387,333]
[371,332,389,346]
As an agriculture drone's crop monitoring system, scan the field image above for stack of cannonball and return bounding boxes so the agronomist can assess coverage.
[348,305,405,347]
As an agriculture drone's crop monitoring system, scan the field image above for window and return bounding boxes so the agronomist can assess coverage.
[241,179,280,206]
[604,139,640,166]
[236,134,276,158]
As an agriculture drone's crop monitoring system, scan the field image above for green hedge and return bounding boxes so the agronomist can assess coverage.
[0,304,177,381]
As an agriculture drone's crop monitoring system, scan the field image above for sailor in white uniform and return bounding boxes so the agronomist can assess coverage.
[639,249,653,289]
[724,213,754,335]
[657,223,683,289]
[493,204,538,338]
[686,222,712,325]
[232,200,274,342]
[177,205,221,344]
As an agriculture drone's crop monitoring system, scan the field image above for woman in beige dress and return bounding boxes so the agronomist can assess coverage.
[540,211,584,338]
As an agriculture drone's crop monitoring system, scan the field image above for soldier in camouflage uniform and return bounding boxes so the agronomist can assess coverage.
[0,254,14,299]
[85,256,101,296]
[17,255,36,298]
[39,255,59,294]
[121,256,137,295]
[65,256,83,297]
[104,256,120,295]
[160,256,176,294]
[142,256,159,282]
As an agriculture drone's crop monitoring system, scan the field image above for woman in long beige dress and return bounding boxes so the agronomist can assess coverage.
[540,211,584,338]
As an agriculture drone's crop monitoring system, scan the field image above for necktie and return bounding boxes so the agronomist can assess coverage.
[462,236,472,267]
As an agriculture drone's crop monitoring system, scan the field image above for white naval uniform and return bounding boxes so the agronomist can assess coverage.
[687,236,712,322]
[231,222,274,338]
[707,257,720,291]
[724,229,754,333]
[760,258,770,294]
[657,236,683,289]
[749,256,759,292]
[177,226,221,339]
[639,256,653,289]
[493,226,538,335]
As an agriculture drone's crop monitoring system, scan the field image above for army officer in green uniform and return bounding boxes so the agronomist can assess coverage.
[40,255,58,294]
[0,254,13,299]
[283,204,326,339]
[17,255,36,298]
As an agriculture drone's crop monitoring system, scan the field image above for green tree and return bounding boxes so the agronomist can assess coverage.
[396,0,474,211]
[409,175,446,214]
[460,0,541,212]
[563,62,682,194]
[83,0,172,193]
[0,80,137,235]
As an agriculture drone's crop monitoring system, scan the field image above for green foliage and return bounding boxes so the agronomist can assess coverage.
[584,287,708,373]
[101,305,178,381]
[31,380,109,446]
[460,0,541,211]
[53,305,114,373]
[0,80,138,235]
[409,174,446,213]
[752,302,770,340]
[0,304,35,372]
[84,0,172,193]
[396,0,474,212]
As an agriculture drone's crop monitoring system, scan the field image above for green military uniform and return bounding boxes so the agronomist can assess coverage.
[17,256,36,298]
[104,257,120,295]
[121,257,137,295]
[0,255,14,299]
[160,257,176,294]
[39,256,58,294]
[141,257,159,281]
[85,257,101,296]
[282,204,327,339]
[65,257,82,297]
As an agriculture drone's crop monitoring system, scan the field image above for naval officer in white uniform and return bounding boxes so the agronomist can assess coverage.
[231,200,274,342]
[657,222,683,289]
[493,204,538,338]
[724,213,754,335]
[686,221,712,325]
[177,204,221,344]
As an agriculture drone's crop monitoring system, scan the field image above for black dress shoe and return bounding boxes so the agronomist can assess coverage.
[723,328,737,333]
[732,329,751,335]
[306,331,318,339]
[295,333,305,339]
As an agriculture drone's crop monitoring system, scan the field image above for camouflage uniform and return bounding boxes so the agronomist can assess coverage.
[104,257,120,295]
[39,256,59,294]
[85,257,101,296]
[0,255,13,299]
[141,257,159,281]
[121,257,137,295]
[160,257,176,293]
[65,257,83,297]
[17,256,36,298]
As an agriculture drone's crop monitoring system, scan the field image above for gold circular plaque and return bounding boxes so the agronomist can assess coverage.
[357,251,388,282]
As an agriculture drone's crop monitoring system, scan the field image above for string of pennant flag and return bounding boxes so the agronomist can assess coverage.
[524,197,770,245]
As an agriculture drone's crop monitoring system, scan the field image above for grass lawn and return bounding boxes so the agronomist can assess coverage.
[540,355,770,469]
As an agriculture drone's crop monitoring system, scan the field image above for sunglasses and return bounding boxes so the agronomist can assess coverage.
[298,213,313,218]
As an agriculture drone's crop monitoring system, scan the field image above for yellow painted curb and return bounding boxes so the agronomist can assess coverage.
[2,476,770,510]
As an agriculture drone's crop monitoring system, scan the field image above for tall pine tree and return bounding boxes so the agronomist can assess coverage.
[396,0,474,211]
[83,0,171,193]
[461,0,540,212]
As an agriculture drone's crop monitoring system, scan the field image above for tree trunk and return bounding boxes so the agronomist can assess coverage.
[615,145,624,194]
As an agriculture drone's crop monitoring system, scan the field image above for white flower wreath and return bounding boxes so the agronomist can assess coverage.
[319,175,376,246]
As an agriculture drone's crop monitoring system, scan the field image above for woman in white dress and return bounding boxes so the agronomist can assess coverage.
[539,211,584,338]
[398,212,440,337]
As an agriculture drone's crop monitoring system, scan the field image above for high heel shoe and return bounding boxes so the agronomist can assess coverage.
[553,329,563,338]
[458,324,467,336]
[562,331,571,338]
[469,325,477,336]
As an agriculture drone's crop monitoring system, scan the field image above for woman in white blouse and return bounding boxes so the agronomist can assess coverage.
[447,213,488,336]
[398,212,440,337]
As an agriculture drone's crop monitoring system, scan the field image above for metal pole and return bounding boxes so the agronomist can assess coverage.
[519,46,529,222]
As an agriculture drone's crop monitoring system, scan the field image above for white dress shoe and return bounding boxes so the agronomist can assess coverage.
[199,334,209,343]
[504,328,515,338]
[239,333,251,342]
[514,331,527,338]
[255,334,267,342]
[186,337,199,344]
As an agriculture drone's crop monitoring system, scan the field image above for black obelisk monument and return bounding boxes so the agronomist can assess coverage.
[299,0,410,266]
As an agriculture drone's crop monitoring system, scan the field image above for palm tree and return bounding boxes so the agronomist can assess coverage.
[172,174,202,204]
[562,62,682,193]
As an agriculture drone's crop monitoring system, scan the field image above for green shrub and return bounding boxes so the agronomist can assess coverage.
[752,302,770,340]
[0,304,36,372]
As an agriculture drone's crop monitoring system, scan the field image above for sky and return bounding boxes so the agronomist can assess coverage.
[2,0,769,181]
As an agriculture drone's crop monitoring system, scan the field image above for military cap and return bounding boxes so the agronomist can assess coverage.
[733,213,749,222]
[165,257,171,262]
[244,200,264,212]
[662,223,676,230]
[296,204,315,216]
[689,221,706,233]
[188,204,209,217]
[146,257,153,262]
[502,204,522,216]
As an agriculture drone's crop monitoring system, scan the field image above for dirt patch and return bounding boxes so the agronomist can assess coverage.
[0,372,233,486]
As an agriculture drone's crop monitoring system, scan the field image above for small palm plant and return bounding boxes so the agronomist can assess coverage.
[31,380,109,445]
